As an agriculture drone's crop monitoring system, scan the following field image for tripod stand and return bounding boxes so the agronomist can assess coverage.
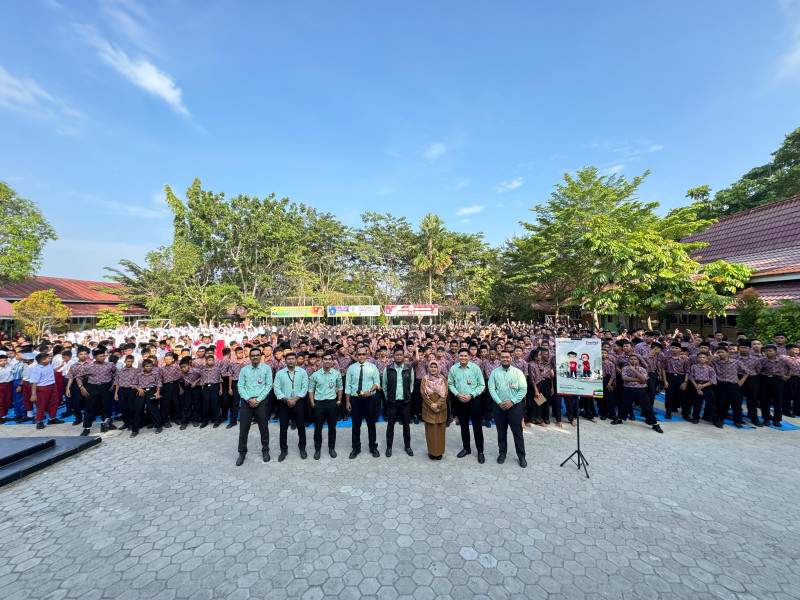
[559,394,590,478]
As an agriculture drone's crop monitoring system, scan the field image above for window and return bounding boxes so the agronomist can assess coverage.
[726,315,738,327]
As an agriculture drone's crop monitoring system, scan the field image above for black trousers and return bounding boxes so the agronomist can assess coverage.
[118,387,137,427]
[228,382,240,423]
[278,400,306,451]
[453,394,484,452]
[716,381,743,423]
[313,400,338,451]
[220,376,231,421]
[70,380,84,421]
[412,379,422,418]
[563,395,578,422]
[181,385,201,424]
[741,377,760,420]
[385,401,411,450]
[130,390,146,432]
[580,395,597,419]
[598,375,612,418]
[350,394,379,452]
[622,387,657,425]
[783,375,799,415]
[238,399,269,453]
[83,382,111,428]
[145,387,164,428]
[693,384,718,422]
[646,372,658,404]
[664,373,685,416]
[538,379,553,424]
[162,382,180,422]
[480,389,493,422]
[493,401,525,459]
[760,375,784,422]
[201,383,220,424]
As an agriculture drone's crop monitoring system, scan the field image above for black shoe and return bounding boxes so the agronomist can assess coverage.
[445,418,452,428]
[610,419,623,425]
[599,415,607,421]
[80,428,90,436]
[278,452,287,462]
[100,423,108,433]
[226,421,236,429]
[682,414,692,422]
[300,450,307,460]
[692,417,700,424]
[497,453,506,464]
[664,413,671,420]
[212,422,220,429]
[457,448,471,458]
[349,450,360,459]
[290,422,296,430]
[72,419,82,426]
[329,448,337,458]
[477,452,485,464]
[192,422,199,427]
[653,424,664,434]
[119,424,129,431]
[199,421,208,429]
[734,422,743,429]
[519,457,527,468]
[22,416,34,422]
[429,453,436,460]
[49,418,65,425]
[163,422,172,428]
[0,417,6,424]
[236,453,246,466]
[752,419,763,427]
[385,448,393,457]
[36,422,45,429]
[714,421,724,429]
[483,420,491,428]
[155,427,163,434]
[180,423,188,430]
[774,420,783,428]
[131,430,138,438]
[147,423,154,429]
[107,422,117,431]
[412,417,419,425]
[370,448,380,458]
[405,447,414,457]
[314,450,321,460]
[263,451,270,462]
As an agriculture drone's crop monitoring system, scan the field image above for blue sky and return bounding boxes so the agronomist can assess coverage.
[2,0,800,282]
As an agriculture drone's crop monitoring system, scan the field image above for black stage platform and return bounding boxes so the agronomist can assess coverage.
[0,436,101,488]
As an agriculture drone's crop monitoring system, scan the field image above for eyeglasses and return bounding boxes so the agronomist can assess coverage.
[357,353,367,356]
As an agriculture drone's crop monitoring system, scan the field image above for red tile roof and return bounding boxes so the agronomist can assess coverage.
[65,303,148,317]
[0,298,13,318]
[0,277,129,302]
[684,195,800,275]
[737,281,800,306]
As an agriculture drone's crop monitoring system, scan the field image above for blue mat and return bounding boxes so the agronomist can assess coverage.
[651,393,798,431]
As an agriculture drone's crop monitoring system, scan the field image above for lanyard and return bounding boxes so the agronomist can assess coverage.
[287,369,296,396]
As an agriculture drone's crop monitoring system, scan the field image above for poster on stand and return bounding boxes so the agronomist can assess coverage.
[555,338,603,397]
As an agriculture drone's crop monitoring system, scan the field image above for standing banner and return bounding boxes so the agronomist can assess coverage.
[554,338,603,397]
[384,305,439,317]
[270,306,324,318]
[326,305,381,317]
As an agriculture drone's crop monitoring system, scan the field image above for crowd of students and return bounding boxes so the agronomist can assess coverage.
[1,323,798,461]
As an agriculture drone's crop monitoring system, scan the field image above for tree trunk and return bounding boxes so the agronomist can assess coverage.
[593,309,599,329]
[647,314,653,330]
[428,268,433,305]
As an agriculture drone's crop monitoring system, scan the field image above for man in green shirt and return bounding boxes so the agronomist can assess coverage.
[488,350,527,468]
[235,348,273,466]
[447,348,487,464]
[274,352,310,461]
[345,346,381,459]
[308,352,343,460]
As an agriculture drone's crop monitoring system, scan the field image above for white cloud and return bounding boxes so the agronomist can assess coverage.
[647,144,664,152]
[100,0,158,53]
[460,219,470,224]
[424,142,447,160]
[71,189,172,220]
[496,177,523,193]
[454,178,470,189]
[0,65,87,128]
[77,25,190,117]
[456,204,484,216]
[605,164,625,175]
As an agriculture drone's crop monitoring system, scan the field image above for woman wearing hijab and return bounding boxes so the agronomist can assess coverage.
[421,360,448,460]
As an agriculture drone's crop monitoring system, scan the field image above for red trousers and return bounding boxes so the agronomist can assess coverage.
[54,371,65,403]
[35,384,59,422]
[22,381,32,412]
[0,382,12,417]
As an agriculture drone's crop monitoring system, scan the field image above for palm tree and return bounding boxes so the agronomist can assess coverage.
[413,214,453,304]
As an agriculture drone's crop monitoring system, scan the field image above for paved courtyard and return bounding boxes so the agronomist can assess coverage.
[1,410,800,600]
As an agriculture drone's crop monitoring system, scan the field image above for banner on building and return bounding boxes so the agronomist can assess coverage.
[554,338,603,397]
[384,304,439,317]
[326,305,381,317]
[270,306,324,318]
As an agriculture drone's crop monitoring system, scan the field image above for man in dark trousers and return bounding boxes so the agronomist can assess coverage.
[382,347,414,457]
[235,348,273,466]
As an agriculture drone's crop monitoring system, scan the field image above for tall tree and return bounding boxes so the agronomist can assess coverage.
[413,214,453,304]
[354,212,415,304]
[0,181,57,286]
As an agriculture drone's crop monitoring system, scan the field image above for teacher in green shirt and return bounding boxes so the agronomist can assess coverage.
[308,352,343,460]
[447,348,487,464]
[487,350,528,468]
[274,352,309,462]
[235,348,274,466]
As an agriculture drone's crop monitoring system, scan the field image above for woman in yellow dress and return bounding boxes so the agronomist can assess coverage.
[421,360,448,460]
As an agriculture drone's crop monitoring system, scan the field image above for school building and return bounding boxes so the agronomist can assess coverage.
[0,276,148,333]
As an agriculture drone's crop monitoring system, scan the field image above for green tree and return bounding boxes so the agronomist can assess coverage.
[735,288,768,335]
[755,300,800,342]
[96,307,124,329]
[354,212,415,304]
[412,214,453,304]
[11,289,72,342]
[0,181,58,286]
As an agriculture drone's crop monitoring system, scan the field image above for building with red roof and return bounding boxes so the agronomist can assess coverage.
[0,276,148,331]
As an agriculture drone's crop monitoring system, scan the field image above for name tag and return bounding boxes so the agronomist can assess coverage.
[257,379,263,385]
[467,379,472,385]
[329,381,334,389]
[509,382,515,389]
